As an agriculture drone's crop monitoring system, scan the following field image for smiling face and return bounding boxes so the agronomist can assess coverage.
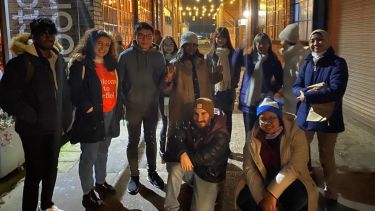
[258,111,280,134]
[216,35,228,48]
[309,33,329,53]
[184,43,198,56]
[136,29,154,51]
[256,40,270,54]
[94,36,111,59]
[193,108,211,128]
[163,38,176,54]
[33,31,56,51]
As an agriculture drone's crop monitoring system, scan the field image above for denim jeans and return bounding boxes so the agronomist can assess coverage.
[20,134,60,211]
[126,105,159,176]
[243,105,257,136]
[164,162,219,211]
[79,137,111,194]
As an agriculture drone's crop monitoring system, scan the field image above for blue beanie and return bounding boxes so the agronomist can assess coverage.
[256,96,283,118]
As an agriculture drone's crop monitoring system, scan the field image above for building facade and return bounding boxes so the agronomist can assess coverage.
[0,0,163,63]
[239,0,375,131]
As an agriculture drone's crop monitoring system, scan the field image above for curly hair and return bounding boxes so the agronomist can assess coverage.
[30,17,57,37]
[71,28,117,71]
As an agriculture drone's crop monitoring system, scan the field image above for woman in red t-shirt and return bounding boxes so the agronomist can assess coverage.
[68,28,123,209]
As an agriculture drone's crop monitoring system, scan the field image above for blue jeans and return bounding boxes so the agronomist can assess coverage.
[164,162,219,211]
[243,105,257,136]
[79,138,112,194]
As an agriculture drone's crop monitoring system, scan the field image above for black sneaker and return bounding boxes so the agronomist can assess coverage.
[82,189,104,208]
[95,182,116,198]
[148,171,165,189]
[127,176,140,195]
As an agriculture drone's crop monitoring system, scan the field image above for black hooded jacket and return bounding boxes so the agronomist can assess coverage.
[164,110,230,182]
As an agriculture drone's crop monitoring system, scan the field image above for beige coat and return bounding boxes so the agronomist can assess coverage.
[234,113,318,211]
[163,57,214,136]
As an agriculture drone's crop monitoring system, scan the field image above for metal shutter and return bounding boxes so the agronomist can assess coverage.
[332,0,375,130]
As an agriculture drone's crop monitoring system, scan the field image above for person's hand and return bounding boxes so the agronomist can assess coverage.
[164,65,176,83]
[297,90,305,102]
[180,152,193,171]
[259,191,278,211]
[86,107,94,113]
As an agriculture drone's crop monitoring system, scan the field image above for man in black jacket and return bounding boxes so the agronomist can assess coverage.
[164,98,230,211]
[0,18,72,211]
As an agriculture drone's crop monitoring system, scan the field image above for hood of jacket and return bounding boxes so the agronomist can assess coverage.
[10,33,63,57]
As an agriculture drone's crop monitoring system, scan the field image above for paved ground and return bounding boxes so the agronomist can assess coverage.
[0,113,375,211]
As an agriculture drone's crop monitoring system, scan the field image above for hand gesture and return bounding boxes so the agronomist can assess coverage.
[164,65,176,83]
[180,152,193,171]
[297,90,305,102]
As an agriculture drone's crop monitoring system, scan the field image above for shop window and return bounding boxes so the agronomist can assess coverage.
[292,0,313,41]
[138,0,152,24]
[103,0,134,46]
[258,0,288,40]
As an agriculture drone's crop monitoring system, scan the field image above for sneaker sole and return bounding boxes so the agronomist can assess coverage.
[127,186,139,195]
[147,178,165,189]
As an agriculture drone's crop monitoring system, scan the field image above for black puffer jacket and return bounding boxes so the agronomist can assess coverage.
[164,110,230,182]
[68,59,122,143]
[0,34,72,136]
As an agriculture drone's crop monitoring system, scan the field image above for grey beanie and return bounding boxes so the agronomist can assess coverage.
[279,23,299,44]
[180,31,198,48]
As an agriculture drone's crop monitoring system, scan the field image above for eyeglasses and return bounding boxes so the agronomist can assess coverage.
[137,33,153,40]
[259,116,278,125]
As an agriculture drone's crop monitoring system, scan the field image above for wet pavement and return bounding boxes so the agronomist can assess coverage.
[0,113,375,211]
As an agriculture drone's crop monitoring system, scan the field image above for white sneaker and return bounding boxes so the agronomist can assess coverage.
[39,205,64,211]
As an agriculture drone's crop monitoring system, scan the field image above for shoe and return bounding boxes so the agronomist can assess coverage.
[39,205,64,211]
[82,189,104,208]
[127,176,140,195]
[148,171,165,189]
[95,182,116,198]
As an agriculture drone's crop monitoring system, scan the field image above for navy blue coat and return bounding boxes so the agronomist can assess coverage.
[236,50,283,113]
[292,47,349,132]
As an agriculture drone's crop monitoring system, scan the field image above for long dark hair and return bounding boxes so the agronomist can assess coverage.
[71,28,117,71]
[211,27,234,51]
[250,32,274,59]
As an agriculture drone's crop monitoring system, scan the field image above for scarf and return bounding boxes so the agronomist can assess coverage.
[214,47,231,93]
[244,53,268,107]
[312,50,326,64]
[265,126,284,140]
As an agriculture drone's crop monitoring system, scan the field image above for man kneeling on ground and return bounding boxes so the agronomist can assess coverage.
[163,98,230,211]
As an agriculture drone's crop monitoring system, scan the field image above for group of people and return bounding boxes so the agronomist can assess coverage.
[0,16,348,211]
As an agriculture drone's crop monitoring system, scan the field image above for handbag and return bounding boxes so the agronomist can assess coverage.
[306,102,336,122]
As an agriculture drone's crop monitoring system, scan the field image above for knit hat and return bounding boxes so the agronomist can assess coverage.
[310,29,330,43]
[279,23,299,44]
[256,97,283,119]
[180,31,198,48]
[194,98,214,117]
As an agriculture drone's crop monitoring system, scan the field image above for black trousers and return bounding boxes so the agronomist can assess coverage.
[237,180,308,211]
[20,134,60,211]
